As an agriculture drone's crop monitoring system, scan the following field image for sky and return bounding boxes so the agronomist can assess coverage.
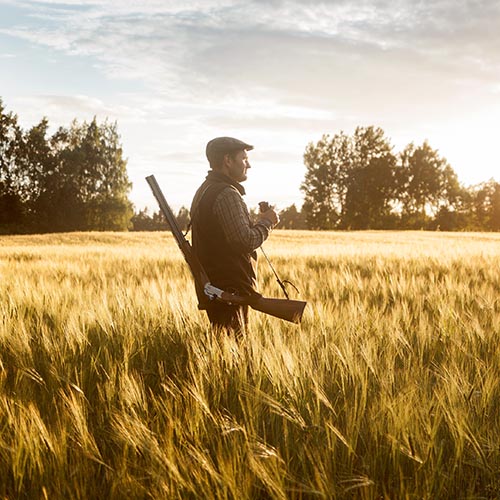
[1,0,499,212]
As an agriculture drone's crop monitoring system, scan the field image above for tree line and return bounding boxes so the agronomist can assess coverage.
[0,99,132,234]
[131,126,499,233]
[299,126,500,231]
[137,126,500,231]
[1,98,498,234]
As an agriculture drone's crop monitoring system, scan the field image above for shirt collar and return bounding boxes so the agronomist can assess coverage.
[205,170,246,196]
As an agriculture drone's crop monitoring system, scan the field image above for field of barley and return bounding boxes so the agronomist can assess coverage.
[0,230,499,499]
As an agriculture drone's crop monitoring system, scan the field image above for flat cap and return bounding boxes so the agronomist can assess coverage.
[206,136,254,164]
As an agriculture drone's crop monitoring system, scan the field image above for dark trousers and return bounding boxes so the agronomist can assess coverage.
[205,300,249,335]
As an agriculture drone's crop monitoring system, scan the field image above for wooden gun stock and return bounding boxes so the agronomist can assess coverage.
[250,296,307,323]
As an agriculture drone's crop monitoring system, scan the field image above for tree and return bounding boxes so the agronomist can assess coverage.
[491,182,500,231]
[463,180,500,231]
[20,118,58,230]
[176,206,190,232]
[398,141,461,228]
[301,131,352,229]
[131,206,190,232]
[131,209,167,231]
[341,127,398,229]
[0,99,26,232]
[34,118,133,232]
[0,99,134,233]
[301,126,398,229]
[277,204,307,229]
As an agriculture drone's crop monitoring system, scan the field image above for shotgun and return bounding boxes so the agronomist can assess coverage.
[146,175,306,323]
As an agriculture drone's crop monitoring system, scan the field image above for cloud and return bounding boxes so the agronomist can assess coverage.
[8,94,144,128]
[5,0,499,135]
[3,0,499,208]
[3,0,498,118]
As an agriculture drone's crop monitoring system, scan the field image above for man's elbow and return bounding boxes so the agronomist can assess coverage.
[230,239,260,254]
[229,231,265,253]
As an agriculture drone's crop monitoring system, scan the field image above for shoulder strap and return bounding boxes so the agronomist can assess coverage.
[186,181,229,236]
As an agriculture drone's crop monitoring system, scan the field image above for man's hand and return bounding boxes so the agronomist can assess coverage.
[257,204,279,228]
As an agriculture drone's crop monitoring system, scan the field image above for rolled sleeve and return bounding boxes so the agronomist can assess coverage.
[213,187,271,252]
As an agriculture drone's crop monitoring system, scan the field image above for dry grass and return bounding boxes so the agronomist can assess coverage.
[1,230,499,499]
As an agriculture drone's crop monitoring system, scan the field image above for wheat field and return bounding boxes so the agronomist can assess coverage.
[0,230,499,499]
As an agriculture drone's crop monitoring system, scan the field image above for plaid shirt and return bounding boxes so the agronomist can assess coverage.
[212,185,273,252]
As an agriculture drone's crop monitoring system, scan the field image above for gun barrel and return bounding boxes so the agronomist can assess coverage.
[146,175,210,287]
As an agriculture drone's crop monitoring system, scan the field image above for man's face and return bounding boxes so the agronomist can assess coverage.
[224,150,251,183]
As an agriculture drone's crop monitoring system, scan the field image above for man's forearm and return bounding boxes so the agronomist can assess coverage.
[214,188,272,252]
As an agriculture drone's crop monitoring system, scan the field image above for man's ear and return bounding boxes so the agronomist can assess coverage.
[222,153,232,167]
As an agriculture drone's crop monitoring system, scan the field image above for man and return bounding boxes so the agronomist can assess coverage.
[190,137,279,333]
